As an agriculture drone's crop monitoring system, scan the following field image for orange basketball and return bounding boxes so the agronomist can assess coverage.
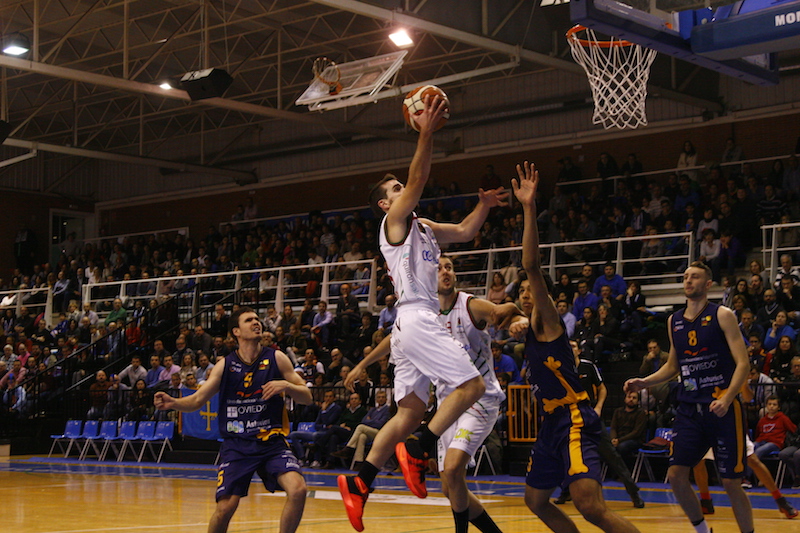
[402,85,450,132]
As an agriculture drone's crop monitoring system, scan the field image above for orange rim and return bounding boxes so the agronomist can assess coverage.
[566,25,634,48]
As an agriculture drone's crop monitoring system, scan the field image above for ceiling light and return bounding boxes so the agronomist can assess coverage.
[2,33,30,56]
[159,82,173,90]
[389,29,413,48]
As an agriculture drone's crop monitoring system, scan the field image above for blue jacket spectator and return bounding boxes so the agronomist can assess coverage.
[378,294,397,333]
[574,281,600,320]
[492,342,520,383]
[592,263,627,299]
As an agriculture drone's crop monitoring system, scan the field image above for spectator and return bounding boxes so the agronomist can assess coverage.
[86,370,111,420]
[210,336,229,362]
[315,391,367,468]
[757,184,787,225]
[351,312,376,359]
[769,335,798,382]
[752,395,797,466]
[749,274,766,310]
[777,276,800,323]
[195,352,214,383]
[263,305,282,334]
[774,254,800,290]
[335,283,360,339]
[157,354,181,383]
[588,304,623,363]
[721,137,743,163]
[172,336,193,363]
[572,280,599,321]
[748,335,769,374]
[330,389,391,467]
[297,349,324,384]
[592,262,626,300]
[712,231,744,283]
[764,312,797,354]
[0,359,26,394]
[118,355,147,388]
[674,175,701,212]
[610,391,647,465]
[104,298,126,327]
[677,141,698,180]
[145,354,163,388]
[179,352,197,384]
[126,379,153,421]
[287,389,341,466]
[190,325,212,355]
[377,294,397,333]
[310,301,333,348]
[208,304,228,338]
[491,341,520,383]
[739,310,764,345]
[557,300,576,339]
[756,289,784,332]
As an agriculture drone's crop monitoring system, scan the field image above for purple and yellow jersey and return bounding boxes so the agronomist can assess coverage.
[218,347,289,441]
[671,302,737,404]
[524,327,589,414]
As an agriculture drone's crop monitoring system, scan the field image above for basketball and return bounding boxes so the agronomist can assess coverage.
[402,85,450,132]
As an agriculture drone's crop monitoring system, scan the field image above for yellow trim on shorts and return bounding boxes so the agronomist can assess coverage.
[733,399,745,473]
[567,403,589,476]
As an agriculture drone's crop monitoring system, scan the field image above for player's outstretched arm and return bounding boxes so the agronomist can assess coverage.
[512,161,561,341]
[154,362,223,412]
[385,96,448,238]
[422,187,509,244]
[262,350,313,405]
[345,334,391,392]
[624,316,680,393]
[469,298,529,335]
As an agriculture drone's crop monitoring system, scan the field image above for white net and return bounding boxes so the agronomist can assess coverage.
[567,26,658,130]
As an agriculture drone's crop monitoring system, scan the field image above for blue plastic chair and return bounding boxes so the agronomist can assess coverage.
[138,421,175,463]
[121,421,156,463]
[65,420,99,458]
[632,428,673,482]
[81,420,118,460]
[49,420,83,457]
[112,421,139,461]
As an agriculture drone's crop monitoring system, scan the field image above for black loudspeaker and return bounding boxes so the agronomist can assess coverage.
[180,68,234,101]
[0,120,12,144]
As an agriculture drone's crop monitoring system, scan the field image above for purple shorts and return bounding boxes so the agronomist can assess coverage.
[670,400,747,478]
[215,436,302,500]
[526,402,603,490]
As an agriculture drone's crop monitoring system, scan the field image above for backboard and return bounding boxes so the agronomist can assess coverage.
[569,0,788,85]
[296,51,407,111]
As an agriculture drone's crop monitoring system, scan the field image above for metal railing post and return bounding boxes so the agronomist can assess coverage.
[367,259,378,313]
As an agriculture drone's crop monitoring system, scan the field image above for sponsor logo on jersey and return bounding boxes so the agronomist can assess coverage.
[701,315,712,326]
[227,420,245,433]
[236,387,263,398]
[258,359,270,370]
[683,377,698,391]
[454,428,475,442]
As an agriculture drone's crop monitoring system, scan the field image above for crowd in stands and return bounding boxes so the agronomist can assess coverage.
[2,139,800,484]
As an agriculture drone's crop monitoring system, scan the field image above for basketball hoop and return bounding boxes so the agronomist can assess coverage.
[313,57,342,96]
[566,25,657,130]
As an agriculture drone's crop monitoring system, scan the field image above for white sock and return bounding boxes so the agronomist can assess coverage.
[692,519,710,533]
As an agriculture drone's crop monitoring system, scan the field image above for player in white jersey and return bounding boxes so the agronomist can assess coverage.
[436,255,527,533]
[345,255,525,533]
[338,94,508,532]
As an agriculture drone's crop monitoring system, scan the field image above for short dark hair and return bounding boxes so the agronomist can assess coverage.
[688,261,712,279]
[368,174,398,218]
[765,395,780,404]
[228,306,256,338]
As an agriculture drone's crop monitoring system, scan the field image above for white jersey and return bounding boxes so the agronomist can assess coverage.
[438,291,505,403]
[379,212,440,313]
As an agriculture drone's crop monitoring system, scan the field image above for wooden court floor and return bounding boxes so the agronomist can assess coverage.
[2,457,797,533]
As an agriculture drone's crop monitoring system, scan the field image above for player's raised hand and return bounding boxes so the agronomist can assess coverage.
[154,391,175,411]
[414,94,448,134]
[478,187,509,208]
[511,161,539,207]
